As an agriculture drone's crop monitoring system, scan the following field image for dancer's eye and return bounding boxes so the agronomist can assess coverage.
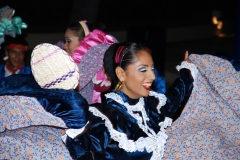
[65,38,72,44]
[137,67,147,72]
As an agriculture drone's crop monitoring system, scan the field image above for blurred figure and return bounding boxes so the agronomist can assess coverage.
[0,35,31,78]
[63,20,106,54]
[63,20,117,104]
[63,20,166,105]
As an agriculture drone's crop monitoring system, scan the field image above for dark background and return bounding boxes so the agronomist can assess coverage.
[0,0,238,86]
[0,0,237,32]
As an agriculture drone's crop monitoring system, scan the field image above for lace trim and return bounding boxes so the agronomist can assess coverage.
[149,91,167,114]
[176,61,199,79]
[93,91,171,159]
[159,117,172,130]
[105,92,168,138]
[105,91,167,113]
[89,107,171,160]
[105,92,145,112]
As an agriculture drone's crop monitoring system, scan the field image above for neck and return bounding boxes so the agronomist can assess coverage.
[6,60,24,74]
[119,89,141,100]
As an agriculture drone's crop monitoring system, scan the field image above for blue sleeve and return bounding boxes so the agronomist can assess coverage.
[151,68,166,94]
[0,74,89,129]
[65,105,153,160]
[66,113,108,160]
[160,68,193,118]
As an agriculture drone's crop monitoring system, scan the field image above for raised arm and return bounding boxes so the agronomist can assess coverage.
[160,51,196,118]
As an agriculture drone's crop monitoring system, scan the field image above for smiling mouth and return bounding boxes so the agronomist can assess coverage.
[142,83,152,90]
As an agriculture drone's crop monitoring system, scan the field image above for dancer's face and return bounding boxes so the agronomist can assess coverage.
[119,50,155,99]
[6,47,25,68]
[63,29,81,54]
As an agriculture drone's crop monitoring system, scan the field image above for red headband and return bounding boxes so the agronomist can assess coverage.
[6,43,28,52]
[114,46,124,64]
[114,46,128,66]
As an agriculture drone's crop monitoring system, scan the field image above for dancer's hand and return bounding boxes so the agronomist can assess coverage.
[184,50,192,63]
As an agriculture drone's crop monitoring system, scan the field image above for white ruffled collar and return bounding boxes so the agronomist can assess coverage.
[105,90,167,114]
[88,91,172,160]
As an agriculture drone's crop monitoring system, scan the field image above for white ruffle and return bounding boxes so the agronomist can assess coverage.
[89,107,171,160]
[105,92,145,112]
[176,61,199,79]
[149,91,167,114]
[159,117,172,131]
[94,91,172,159]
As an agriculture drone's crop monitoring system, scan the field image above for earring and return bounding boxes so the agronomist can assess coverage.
[115,81,122,91]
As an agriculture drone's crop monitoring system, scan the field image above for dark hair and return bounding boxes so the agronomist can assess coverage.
[67,21,107,41]
[103,42,150,89]
[67,22,85,41]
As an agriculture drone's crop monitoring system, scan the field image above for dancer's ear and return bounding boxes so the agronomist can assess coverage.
[115,66,126,82]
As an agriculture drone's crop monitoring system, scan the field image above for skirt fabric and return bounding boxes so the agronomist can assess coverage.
[0,96,71,159]
[163,54,240,159]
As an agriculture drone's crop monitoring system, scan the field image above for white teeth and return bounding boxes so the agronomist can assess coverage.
[142,83,151,87]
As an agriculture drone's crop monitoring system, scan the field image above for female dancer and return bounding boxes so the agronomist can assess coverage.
[63,21,166,105]
[64,21,118,104]
[65,41,194,160]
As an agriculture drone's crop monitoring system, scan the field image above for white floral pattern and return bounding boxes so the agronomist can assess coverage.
[0,96,71,159]
[163,54,240,160]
